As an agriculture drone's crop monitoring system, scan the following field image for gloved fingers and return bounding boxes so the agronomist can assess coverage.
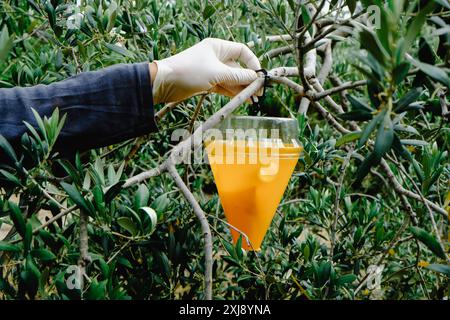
[211,84,253,104]
[220,83,248,96]
[215,66,260,102]
[211,84,237,97]
[224,60,241,69]
[216,65,258,86]
[221,61,263,98]
[209,38,261,71]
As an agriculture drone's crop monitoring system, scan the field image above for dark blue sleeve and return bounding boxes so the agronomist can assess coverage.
[0,62,157,158]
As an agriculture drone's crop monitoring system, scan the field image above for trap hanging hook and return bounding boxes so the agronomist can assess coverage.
[250,68,271,115]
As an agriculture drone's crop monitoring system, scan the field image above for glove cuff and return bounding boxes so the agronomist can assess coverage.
[152,60,173,104]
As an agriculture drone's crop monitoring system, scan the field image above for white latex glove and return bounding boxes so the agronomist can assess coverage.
[152,38,262,104]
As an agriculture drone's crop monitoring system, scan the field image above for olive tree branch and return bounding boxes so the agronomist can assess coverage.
[379,159,447,218]
[276,68,447,222]
[78,209,92,297]
[387,158,450,263]
[246,34,297,48]
[330,147,354,261]
[313,80,367,100]
[121,74,268,299]
[166,164,213,299]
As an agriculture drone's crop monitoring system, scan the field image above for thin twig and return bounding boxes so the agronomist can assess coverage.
[33,205,77,234]
[313,80,367,100]
[188,94,208,133]
[379,160,447,218]
[260,45,293,60]
[78,210,91,298]
[329,75,350,111]
[123,164,166,188]
[330,147,353,261]
[394,160,449,263]
[438,89,449,118]
[246,34,298,48]
[166,164,213,300]
[297,0,328,42]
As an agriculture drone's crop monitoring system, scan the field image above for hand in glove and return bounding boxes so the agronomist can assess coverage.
[151,38,262,104]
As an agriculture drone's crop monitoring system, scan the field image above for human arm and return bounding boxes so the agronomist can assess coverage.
[0,38,261,160]
[0,62,157,158]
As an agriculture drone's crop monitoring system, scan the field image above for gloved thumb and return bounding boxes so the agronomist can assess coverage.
[215,66,257,86]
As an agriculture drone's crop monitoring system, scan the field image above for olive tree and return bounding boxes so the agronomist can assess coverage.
[0,0,449,300]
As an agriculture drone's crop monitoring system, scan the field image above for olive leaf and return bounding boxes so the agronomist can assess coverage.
[373,112,394,158]
[410,58,450,89]
[425,264,450,276]
[8,201,26,238]
[0,241,21,252]
[410,226,446,259]
[336,131,362,147]
[360,29,389,66]
[60,182,93,215]
[354,152,380,185]
[394,87,423,112]
[358,109,386,149]
[0,25,13,62]
[117,217,138,237]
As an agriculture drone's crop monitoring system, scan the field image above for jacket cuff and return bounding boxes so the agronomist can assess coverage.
[135,62,158,133]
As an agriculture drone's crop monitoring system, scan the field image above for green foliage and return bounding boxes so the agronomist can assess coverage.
[410,226,446,259]
[0,0,449,301]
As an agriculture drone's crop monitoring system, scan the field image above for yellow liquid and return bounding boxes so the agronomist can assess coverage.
[206,140,302,250]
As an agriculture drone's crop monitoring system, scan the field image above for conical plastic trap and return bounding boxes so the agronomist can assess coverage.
[205,116,302,250]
